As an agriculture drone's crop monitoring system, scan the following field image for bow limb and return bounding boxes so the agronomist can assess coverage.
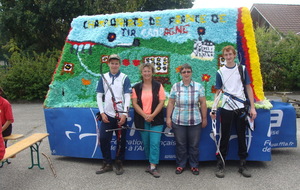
[212,90,222,114]
[211,116,225,168]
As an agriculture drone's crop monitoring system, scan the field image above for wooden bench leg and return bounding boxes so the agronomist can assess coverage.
[28,141,44,170]
[0,140,12,168]
[0,159,11,168]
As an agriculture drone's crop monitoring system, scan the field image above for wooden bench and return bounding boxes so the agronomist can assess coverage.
[0,134,24,167]
[4,134,24,141]
[1,133,49,169]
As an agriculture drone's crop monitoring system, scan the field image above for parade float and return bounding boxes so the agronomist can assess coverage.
[44,7,297,161]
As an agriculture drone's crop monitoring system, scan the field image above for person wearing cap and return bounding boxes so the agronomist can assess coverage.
[0,87,14,147]
[96,54,132,175]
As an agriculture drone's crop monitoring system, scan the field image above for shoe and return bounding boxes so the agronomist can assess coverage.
[191,167,199,175]
[215,159,225,178]
[238,167,251,177]
[115,160,124,175]
[175,167,184,174]
[145,166,150,173]
[148,168,160,178]
[96,163,113,174]
[238,159,251,178]
[215,167,225,178]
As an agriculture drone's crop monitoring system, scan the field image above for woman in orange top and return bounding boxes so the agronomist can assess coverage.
[132,63,166,178]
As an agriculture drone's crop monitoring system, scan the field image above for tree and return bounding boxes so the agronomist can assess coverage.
[139,0,193,11]
[0,0,147,54]
[0,0,194,101]
[255,26,300,91]
[273,32,300,90]
[0,0,192,55]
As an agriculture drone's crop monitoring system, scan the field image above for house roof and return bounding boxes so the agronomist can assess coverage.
[250,4,300,35]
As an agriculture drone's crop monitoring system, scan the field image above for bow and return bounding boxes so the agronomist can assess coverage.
[211,91,225,167]
[105,127,174,135]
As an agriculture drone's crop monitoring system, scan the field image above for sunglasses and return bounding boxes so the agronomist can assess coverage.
[181,71,192,74]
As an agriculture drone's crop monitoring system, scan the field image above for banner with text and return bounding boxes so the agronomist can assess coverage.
[44,106,289,161]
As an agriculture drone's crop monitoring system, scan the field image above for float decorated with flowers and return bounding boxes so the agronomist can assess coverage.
[44,7,296,161]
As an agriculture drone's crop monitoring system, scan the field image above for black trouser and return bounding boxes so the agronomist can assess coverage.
[2,124,12,137]
[2,124,12,148]
[217,108,248,161]
[99,115,127,164]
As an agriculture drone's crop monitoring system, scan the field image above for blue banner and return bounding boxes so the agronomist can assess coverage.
[44,106,289,161]
[270,101,297,148]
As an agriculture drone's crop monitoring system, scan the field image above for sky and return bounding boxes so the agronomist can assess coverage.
[192,0,300,9]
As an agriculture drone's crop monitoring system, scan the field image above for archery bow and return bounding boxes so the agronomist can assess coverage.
[211,90,225,167]
[106,126,174,135]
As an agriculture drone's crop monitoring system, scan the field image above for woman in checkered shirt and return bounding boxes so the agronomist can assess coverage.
[166,63,207,175]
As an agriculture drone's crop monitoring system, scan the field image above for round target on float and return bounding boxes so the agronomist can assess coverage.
[107,33,116,42]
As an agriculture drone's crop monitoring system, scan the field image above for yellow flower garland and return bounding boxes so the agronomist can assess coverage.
[241,7,264,101]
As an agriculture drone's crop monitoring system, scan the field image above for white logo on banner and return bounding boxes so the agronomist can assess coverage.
[267,110,283,137]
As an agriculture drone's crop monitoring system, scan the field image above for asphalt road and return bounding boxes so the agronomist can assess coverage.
[1,98,299,190]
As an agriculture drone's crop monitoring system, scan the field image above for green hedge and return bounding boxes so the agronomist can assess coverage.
[255,27,300,91]
[0,50,60,101]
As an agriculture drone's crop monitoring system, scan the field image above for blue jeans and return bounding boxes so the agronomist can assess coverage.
[140,122,163,164]
[172,122,202,168]
[99,115,127,164]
